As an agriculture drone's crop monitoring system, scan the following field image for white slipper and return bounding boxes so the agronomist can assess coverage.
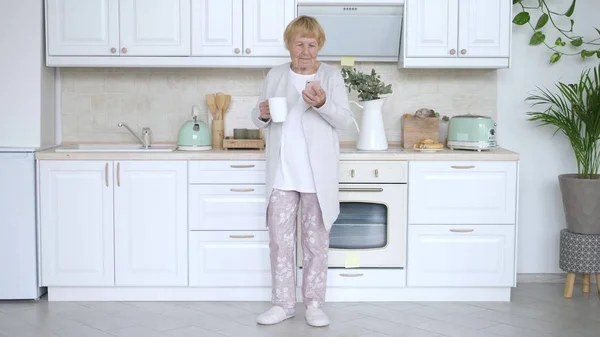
[257,306,295,325]
[305,307,330,327]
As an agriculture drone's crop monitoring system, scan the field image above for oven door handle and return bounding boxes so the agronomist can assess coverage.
[339,188,383,193]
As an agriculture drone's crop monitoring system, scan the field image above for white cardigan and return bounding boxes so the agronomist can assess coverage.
[251,62,355,232]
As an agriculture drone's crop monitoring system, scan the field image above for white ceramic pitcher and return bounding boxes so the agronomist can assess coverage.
[349,98,388,151]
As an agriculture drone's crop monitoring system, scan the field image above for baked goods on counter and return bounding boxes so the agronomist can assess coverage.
[413,138,444,150]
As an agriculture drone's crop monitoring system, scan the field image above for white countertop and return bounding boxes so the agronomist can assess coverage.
[35,143,520,161]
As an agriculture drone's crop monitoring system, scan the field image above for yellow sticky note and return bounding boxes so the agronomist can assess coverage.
[341,56,355,67]
[344,254,360,269]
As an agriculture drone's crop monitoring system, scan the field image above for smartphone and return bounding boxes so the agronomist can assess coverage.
[305,80,321,92]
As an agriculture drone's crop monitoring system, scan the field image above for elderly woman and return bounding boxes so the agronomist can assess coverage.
[251,15,354,327]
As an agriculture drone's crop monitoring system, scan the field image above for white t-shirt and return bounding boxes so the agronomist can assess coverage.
[273,69,316,193]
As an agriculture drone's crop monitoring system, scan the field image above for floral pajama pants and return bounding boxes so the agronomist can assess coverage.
[267,188,329,311]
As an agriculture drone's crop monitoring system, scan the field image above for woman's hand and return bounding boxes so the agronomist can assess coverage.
[259,100,271,120]
[303,87,326,109]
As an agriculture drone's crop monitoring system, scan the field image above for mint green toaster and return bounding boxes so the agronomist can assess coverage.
[447,114,497,151]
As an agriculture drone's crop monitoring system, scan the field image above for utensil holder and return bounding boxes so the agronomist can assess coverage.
[212,120,224,149]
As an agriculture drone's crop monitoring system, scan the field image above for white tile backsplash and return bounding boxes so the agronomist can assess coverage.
[60,63,497,143]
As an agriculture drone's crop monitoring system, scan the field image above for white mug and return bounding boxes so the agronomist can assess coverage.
[268,97,287,123]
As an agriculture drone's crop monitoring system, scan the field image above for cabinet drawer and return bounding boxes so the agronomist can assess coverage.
[189,185,267,230]
[339,161,407,183]
[188,160,266,184]
[408,161,517,224]
[298,268,405,288]
[189,231,271,287]
[407,225,515,287]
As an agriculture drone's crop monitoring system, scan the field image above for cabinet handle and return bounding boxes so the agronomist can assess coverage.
[450,229,474,233]
[121,47,127,54]
[230,188,255,192]
[339,188,383,193]
[350,169,355,178]
[245,48,251,54]
[234,48,240,54]
[105,163,109,187]
[110,47,117,54]
[117,162,121,187]
[229,235,255,239]
[374,169,379,177]
[340,273,363,277]
[230,164,255,168]
[450,49,456,55]
[451,165,475,169]
[461,49,467,55]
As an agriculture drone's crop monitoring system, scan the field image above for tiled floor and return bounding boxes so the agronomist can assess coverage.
[0,284,599,337]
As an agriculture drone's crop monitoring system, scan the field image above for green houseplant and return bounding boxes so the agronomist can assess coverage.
[512,0,600,64]
[340,67,393,151]
[526,63,600,234]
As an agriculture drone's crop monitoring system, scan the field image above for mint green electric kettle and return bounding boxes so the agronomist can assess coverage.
[176,105,212,151]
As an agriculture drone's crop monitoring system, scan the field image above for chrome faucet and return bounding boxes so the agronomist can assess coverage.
[117,121,152,148]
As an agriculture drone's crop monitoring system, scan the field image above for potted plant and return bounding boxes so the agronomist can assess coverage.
[341,67,393,151]
[525,64,600,234]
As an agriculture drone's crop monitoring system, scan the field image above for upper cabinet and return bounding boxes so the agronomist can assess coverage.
[45,0,295,66]
[45,0,510,68]
[191,0,243,56]
[46,0,120,56]
[401,0,511,68]
[46,0,190,57]
[242,0,295,57]
[119,0,191,56]
[191,0,294,57]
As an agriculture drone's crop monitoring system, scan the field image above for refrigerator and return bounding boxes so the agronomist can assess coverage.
[0,0,56,299]
[0,150,45,300]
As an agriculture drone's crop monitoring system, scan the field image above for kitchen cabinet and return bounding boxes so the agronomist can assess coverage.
[187,160,271,288]
[38,160,188,287]
[242,0,295,57]
[189,185,267,231]
[191,0,243,56]
[189,231,271,287]
[402,0,511,68]
[46,0,191,57]
[45,0,293,64]
[407,160,518,289]
[408,161,518,225]
[46,0,120,56]
[36,153,520,302]
[191,0,294,57]
[113,161,188,286]
[119,0,191,56]
[407,225,515,287]
[39,161,115,286]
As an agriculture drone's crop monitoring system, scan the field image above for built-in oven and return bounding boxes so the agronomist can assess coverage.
[298,161,407,268]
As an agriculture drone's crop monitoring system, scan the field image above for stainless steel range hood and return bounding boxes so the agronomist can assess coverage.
[297,0,405,62]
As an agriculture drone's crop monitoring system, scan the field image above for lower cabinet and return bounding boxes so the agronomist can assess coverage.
[39,161,115,286]
[39,160,188,287]
[407,224,516,287]
[188,231,271,287]
[113,161,188,286]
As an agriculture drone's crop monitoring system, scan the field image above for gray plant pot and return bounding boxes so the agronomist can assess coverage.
[559,174,600,234]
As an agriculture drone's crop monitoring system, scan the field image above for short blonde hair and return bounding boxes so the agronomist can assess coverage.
[284,15,326,50]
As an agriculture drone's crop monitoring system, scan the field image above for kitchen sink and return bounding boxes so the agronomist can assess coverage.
[55,144,176,153]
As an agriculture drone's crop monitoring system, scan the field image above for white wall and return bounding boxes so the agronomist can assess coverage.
[498,0,599,273]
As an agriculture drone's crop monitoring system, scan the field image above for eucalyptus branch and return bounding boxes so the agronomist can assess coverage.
[340,67,392,101]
